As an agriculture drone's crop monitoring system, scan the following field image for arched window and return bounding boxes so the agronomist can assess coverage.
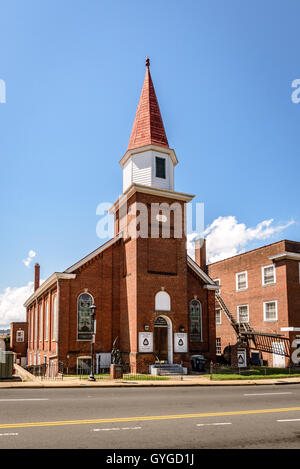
[189,300,202,342]
[155,291,171,311]
[52,296,58,342]
[45,302,49,341]
[77,293,93,340]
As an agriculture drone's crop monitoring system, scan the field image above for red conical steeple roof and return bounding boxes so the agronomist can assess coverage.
[127,58,169,151]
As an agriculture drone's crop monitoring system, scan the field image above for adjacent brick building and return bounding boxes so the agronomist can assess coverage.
[208,240,300,367]
[10,322,28,366]
[24,60,217,375]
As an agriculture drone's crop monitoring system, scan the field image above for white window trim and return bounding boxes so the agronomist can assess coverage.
[237,304,249,323]
[16,330,24,343]
[214,279,221,295]
[262,264,276,286]
[52,295,58,342]
[45,301,49,342]
[263,300,278,322]
[39,305,43,342]
[215,308,222,325]
[236,271,248,291]
[31,310,34,344]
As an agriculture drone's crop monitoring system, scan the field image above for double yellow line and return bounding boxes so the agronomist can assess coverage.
[0,407,300,430]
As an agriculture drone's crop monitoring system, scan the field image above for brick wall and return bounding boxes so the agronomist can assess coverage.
[208,240,300,366]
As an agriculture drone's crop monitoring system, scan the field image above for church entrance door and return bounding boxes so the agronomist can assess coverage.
[154,316,169,362]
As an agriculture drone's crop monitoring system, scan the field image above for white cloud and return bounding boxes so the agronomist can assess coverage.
[23,250,37,268]
[188,216,294,263]
[0,281,33,328]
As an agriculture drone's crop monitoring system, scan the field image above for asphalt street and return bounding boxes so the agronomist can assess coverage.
[0,384,300,449]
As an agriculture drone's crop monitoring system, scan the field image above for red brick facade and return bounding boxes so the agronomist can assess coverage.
[10,322,28,365]
[23,62,217,375]
[24,195,217,374]
[208,240,300,367]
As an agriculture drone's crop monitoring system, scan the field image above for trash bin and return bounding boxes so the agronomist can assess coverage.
[191,354,206,372]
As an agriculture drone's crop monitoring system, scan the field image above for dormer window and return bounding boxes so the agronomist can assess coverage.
[156,157,166,179]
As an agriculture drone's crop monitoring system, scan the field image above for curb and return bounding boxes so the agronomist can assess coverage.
[1,379,300,389]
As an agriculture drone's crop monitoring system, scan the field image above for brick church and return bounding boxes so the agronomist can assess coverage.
[24,59,217,375]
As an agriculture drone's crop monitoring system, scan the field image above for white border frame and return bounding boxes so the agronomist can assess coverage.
[263,300,278,322]
[262,264,276,286]
[237,304,249,323]
[236,271,248,291]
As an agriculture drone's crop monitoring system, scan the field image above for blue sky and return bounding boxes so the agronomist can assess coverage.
[0,0,299,326]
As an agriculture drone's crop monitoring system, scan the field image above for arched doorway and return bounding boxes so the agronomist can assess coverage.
[154,316,173,363]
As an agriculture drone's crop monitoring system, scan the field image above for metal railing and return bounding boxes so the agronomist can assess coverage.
[209,363,300,377]
[25,362,64,380]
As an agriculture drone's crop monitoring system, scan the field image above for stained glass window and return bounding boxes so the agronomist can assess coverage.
[189,300,202,342]
[77,293,93,340]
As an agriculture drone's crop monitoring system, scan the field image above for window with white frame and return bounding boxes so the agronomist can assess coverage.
[31,310,34,343]
[237,305,249,323]
[216,338,222,356]
[236,271,248,291]
[155,157,166,179]
[214,279,220,295]
[52,295,58,342]
[262,265,276,286]
[263,301,278,322]
[34,306,38,345]
[45,301,49,341]
[39,305,43,341]
[16,330,24,343]
[215,308,222,325]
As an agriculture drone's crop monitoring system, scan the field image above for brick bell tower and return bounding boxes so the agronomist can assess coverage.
[110,58,194,373]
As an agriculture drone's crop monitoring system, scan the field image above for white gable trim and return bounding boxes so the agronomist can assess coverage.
[64,235,121,273]
[109,183,194,215]
[24,273,76,308]
[120,144,178,168]
[187,255,216,286]
[269,251,300,261]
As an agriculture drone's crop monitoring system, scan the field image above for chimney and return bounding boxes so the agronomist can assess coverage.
[194,238,207,271]
[34,263,40,291]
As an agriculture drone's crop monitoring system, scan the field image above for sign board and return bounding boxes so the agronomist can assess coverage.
[174,333,187,353]
[96,353,111,373]
[237,349,247,368]
[138,332,153,353]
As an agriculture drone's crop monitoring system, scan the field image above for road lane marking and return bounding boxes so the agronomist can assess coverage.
[197,423,232,427]
[0,399,49,402]
[277,419,300,422]
[0,407,300,430]
[93,426,141,432]
[0,433,18,436]
[244,392,293,397]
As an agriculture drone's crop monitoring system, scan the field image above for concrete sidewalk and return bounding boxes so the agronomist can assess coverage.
[1,373,300,388]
